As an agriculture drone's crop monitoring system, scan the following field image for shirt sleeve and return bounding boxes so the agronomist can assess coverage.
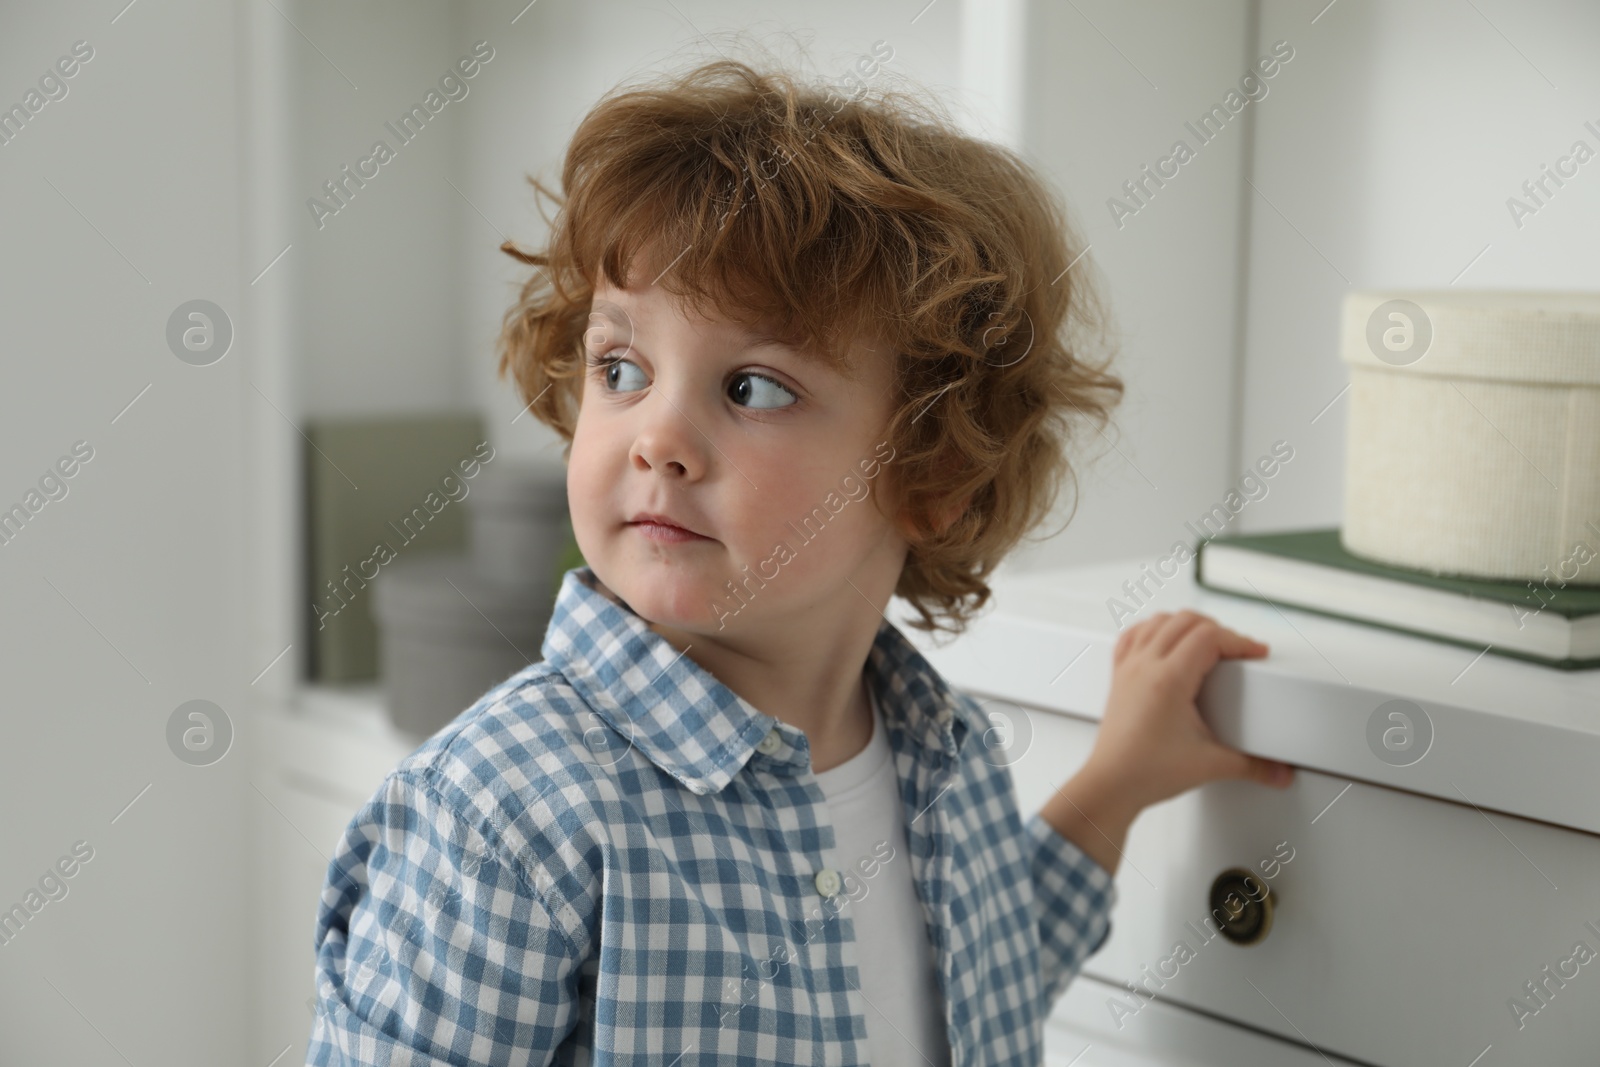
[1024,808,1118,1010]
[304,768,584,1067]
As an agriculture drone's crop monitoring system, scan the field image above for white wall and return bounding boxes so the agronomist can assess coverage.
[1012,0,1257,576]
[0,2,251,1063]
[288,0,472,419]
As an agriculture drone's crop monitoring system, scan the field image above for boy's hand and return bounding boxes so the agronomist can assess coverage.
[1039,610,1295,877]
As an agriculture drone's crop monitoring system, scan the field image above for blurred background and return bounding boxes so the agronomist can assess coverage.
[0,0,1595,1062]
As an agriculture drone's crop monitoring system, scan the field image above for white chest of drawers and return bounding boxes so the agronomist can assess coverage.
[900,558,1600,1067]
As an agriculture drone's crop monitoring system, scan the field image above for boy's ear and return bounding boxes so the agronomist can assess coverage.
[894,491,971,542]
[938,492,972,533]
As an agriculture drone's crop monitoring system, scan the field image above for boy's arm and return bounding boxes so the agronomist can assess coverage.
[1026,610,1296,1007]
[1022,802,1119,1010]
[1037,764,1138,879]
[304,769,583,1067]
[1071,609,1296,829]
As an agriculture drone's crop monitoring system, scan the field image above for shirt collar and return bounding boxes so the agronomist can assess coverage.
[539,565,989,795]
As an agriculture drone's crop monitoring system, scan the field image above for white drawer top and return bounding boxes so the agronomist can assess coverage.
[894,558,1600,835]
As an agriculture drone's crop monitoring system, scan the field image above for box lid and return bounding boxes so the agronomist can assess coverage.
[1339,289,1600,385]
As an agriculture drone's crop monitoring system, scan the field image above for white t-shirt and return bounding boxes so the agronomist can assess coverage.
[813,683,953,1067]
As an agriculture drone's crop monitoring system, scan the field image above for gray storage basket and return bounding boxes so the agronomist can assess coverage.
[371,552,552,737]
[468,461,570,592]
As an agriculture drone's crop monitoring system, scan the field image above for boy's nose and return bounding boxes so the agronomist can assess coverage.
[628,389,709,481]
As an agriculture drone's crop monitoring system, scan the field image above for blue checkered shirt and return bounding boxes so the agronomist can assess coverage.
[305,565,1116,1066]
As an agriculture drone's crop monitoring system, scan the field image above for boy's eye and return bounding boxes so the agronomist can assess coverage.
[729,371,797,410]
[592,355,649,393]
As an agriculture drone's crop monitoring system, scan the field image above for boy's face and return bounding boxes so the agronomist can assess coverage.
[567,277,909,639]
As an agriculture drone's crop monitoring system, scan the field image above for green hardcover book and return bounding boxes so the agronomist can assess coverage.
[304,413,487,682]
[1194,527,1600,670]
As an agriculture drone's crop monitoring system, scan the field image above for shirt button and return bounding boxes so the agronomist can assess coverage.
[756,728,782,755]
[814,868,842,897]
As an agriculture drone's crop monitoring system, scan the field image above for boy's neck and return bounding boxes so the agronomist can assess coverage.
[807,672,874,774]
[643,598,885,777]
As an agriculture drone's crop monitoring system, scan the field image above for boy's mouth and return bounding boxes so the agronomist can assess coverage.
[627,512,712,543]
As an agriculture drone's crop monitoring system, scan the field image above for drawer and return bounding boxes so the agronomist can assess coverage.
[1045,972,1364,1066]
[991,695,1600,1066]
[910,565,1600,835]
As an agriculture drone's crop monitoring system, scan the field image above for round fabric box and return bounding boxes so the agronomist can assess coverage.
[1340,289,1600,585]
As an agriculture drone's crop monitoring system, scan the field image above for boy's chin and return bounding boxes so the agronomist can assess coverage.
[598,560,734,632]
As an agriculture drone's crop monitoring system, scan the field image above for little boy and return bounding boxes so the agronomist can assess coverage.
[305,55,1293,1067]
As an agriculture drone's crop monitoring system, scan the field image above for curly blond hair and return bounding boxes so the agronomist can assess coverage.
[496,54,1123,635]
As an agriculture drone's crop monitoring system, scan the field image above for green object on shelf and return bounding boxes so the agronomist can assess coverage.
[304,413,486,683]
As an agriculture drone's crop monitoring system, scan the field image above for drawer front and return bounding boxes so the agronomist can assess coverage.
[988,695,1600,1067]
[1046,973,1365,1066]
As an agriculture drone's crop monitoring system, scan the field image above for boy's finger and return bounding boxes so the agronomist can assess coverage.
[1168,621,1268,686]
[1149,610,1210,656]
[1124,612,1171,652]
[1186,616,1268,656]
[1216,626,1270,657]
[1213,745,1294,788]
[1251,755,1295,787]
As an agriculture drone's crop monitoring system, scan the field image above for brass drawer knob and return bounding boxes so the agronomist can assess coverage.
[1208,867,1275,946]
